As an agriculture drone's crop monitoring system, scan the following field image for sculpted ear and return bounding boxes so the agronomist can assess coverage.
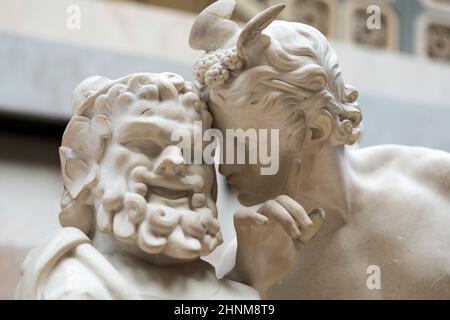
[305,109,334,146]
[189,1,285,61]
[59,146,98,200]
[236,4,285,65]
[59,115,111,199]
[189,0,239,51]
[90,115,112,161]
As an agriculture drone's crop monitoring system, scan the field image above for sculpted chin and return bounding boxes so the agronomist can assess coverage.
[15,72,259,300]
[190,0,450,299]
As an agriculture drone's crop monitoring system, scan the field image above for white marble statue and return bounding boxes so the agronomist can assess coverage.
[190,0,450,299]
[15,72,263,299]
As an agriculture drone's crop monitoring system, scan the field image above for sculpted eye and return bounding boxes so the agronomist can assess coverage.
[124,140,162,158]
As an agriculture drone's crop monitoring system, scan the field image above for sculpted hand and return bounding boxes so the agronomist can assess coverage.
[229,195,324,296]
[235,195,325,244]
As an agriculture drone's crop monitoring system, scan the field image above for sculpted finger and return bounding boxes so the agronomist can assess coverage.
[234,209,268,226]
[275,195,313,230]
[258,200,301,239]
[298,208,325,244]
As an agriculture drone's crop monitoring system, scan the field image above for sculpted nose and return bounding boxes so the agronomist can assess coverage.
[155,145,186,177]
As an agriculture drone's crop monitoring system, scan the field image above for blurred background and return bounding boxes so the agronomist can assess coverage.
[0,0,449,299]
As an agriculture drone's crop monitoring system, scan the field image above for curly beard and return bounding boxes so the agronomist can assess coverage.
[96,168,222,260]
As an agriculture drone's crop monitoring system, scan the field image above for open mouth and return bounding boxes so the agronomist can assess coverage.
[150,186,191,200]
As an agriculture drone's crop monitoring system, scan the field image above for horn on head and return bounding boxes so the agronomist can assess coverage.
[189,0,239,52]
[236,3,285,61]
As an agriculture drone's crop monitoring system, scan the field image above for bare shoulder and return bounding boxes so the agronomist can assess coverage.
[356,144,450,168]
[354,144,450,196]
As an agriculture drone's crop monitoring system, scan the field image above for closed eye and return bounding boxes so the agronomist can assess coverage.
[124,140,162,158]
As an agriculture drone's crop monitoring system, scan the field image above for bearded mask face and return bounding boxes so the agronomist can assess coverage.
[59,73,222,261]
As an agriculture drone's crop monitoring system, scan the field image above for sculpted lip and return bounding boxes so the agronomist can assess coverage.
[146,174,197,193]
[150,186,191,200]
[145,174,206,202]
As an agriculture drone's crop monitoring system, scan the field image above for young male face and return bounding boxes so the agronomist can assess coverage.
[208,90,298,207]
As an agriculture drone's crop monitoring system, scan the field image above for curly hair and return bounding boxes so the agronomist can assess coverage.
[207,21,362,151]
[59,73,219,257]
